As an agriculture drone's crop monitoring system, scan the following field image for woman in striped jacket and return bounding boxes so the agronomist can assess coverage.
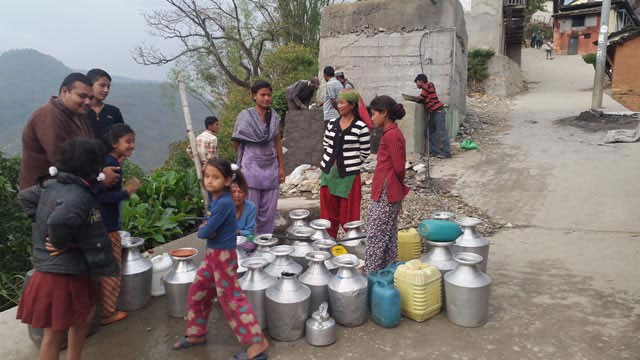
[320,89,371,238]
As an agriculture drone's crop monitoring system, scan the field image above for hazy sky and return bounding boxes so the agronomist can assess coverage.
[0,0,181,81]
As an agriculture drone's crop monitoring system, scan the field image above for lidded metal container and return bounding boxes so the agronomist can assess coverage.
[265,272,311,341]
[444,253,492,328]
[287,209,311,236]
[328,254,368,327]
[236,236,249,276]
[299,251,333,314]
[251,234,278,263]
[265,245,303,278]
[342,220,367,259]
[238,257,277,330]
[290,227,316,270]
[117,237,153,311]
[453,217,490,273]
[305,302,336,347]
[312,239,338,273]
[310,219,333,241]
[163,248,199,318]
[431,211,456,222]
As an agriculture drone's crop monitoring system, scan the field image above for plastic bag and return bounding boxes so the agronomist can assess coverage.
[460,139,479,150]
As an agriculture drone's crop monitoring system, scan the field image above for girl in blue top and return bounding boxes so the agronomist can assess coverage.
[174,159,269,360]
[231,170,256,237]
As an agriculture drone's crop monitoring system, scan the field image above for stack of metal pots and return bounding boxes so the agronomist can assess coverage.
[310,219,333,241]
[265,245,302,278]
[444,252,492,327]
[163,248,199,318]
[238,257,277,330]
[328,254,368,327]
[252,234,278,263]
[287,209,312,236]
[289,227,315,271]
[453,217,490,272]
[117,237,152,311]
[342,220,367,260]
[265,272,311,341]
[299,251,334,314]
[312,239,338,274]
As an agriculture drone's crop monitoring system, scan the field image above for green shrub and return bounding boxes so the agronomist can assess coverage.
[468,48,496,83]
[582,53,597,66]
[122,158,147,180]
[160,138,195,172]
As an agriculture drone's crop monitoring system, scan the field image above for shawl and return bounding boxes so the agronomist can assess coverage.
[232,107,281,164]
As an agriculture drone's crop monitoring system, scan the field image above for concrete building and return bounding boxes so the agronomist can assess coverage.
[552,0,639,55]
[606,27,640,110]
[318,0,467,140]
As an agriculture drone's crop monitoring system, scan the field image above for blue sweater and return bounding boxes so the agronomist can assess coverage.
[237,200,256,236]
[97,155,129,232]
[198,192,237,249]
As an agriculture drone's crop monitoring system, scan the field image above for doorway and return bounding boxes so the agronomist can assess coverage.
[568,36,579,55]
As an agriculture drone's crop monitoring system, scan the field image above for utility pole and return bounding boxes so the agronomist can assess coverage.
[591,0,612,111]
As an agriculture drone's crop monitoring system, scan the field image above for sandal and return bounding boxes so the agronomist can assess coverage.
[100,311,128,325]
[231,351,267,360]
[173,337,207,350]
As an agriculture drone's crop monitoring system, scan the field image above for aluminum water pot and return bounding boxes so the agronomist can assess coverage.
[117,237,152,311]
[342,220,367,259]
[163,248,199,318]
[251,234,278,263]
[265,272,311,341]
[312,239,338,273]
[238,257,277,329]
[444,253,492,328]
[299,251,333,314]
[236,236,249,276]
[328,254,368,327]
[420,241,458,275]
[265,245,303,278]
[306,302,336,347]
[290,227,315,270]
[287,209,311,236]
[310,219,333,241]
[453,217,490,272]
[431,211,456,222]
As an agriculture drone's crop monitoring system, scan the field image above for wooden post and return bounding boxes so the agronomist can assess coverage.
[178,78,209,209]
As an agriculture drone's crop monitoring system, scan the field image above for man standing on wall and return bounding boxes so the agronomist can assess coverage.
[335,71,355,89]
[415,74,451,159]
[285,77,320,111]
[322,66,343,126]
[187,116,219,167]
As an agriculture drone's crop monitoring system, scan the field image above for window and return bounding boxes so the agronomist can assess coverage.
[572,15,586,27]
[583,33,591,39]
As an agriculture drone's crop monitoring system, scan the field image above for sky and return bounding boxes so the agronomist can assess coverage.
[0,0,181,81]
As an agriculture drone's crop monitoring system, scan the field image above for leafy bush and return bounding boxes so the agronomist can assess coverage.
[582,53,597,68]
[468,48,496,83]
[160,138,195,172]
[271,89,288,122]
[122,158,147,180]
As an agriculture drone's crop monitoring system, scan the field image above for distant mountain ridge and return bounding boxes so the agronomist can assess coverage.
[0,49,212,170]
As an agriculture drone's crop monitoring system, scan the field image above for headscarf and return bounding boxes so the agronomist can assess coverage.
[337,89,372,128]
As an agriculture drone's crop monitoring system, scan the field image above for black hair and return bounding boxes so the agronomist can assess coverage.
[55,138,105,181]
[204,116,219,128]
[323,66,335,77]
[414,74,428,83]
[59,73,93,94]
[204,158,234,180]
[369,95,406,121]
[231,169,249,194]
[86,68,112,84]
[250,80,272,96]
[103,123,135,152]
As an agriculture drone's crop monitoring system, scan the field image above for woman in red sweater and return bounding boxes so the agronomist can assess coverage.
[365,96,411,275]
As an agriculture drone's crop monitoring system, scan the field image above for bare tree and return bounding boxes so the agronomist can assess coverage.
[134,0,280,89]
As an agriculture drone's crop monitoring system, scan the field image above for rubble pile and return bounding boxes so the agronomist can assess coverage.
[457,94,512,148]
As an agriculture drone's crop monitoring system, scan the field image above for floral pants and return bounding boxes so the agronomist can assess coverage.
[185,248,263,345]
[364,186,401,276]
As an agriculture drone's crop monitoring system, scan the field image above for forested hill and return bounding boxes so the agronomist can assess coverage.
[0,49,212,170]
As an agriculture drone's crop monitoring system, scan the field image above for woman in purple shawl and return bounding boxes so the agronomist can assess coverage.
[232,80,285,235]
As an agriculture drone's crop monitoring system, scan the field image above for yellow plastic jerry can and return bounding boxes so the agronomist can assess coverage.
[393,259,442,322]
[397,228,422,261]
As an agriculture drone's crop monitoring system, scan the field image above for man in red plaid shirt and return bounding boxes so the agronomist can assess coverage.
[415,74,451,158]
[187,116,219,167]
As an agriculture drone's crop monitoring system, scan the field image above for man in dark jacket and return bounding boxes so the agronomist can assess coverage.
[285,77,320,111]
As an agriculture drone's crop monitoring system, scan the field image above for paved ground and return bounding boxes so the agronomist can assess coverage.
[2,48,639,359]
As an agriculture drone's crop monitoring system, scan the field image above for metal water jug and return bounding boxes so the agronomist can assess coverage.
[310,219,333,241]
[288,209,311,236]
[453,217,490,272]
[431,211,456,222]
[117,237,152,311]
[236,236,249,276]
[328,254,368,327]
[299,251,334,314]
[342,220,367,259]
[305,302,336,347]
[419,240,457,308]
[265,245,303,278]
[251,234,278,263]
[265,272,311,341]
[290,227,315,270]
[238,257,277,330]
[444,252,492,327]
[163,248,199,318]
[312,239,338,273]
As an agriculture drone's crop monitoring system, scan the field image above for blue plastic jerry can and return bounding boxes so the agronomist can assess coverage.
[371,280,401,328]
[367,269,395,310]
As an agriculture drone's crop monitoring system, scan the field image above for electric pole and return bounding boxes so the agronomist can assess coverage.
[591,0,612,111]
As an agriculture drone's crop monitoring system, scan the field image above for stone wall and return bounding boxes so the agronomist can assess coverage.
[463,0,504,54]
[482,54,525,97]
[318,0,468,138]
[282,109,325,174]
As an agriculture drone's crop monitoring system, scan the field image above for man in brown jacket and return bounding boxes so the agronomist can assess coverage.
[19,73,119,189]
